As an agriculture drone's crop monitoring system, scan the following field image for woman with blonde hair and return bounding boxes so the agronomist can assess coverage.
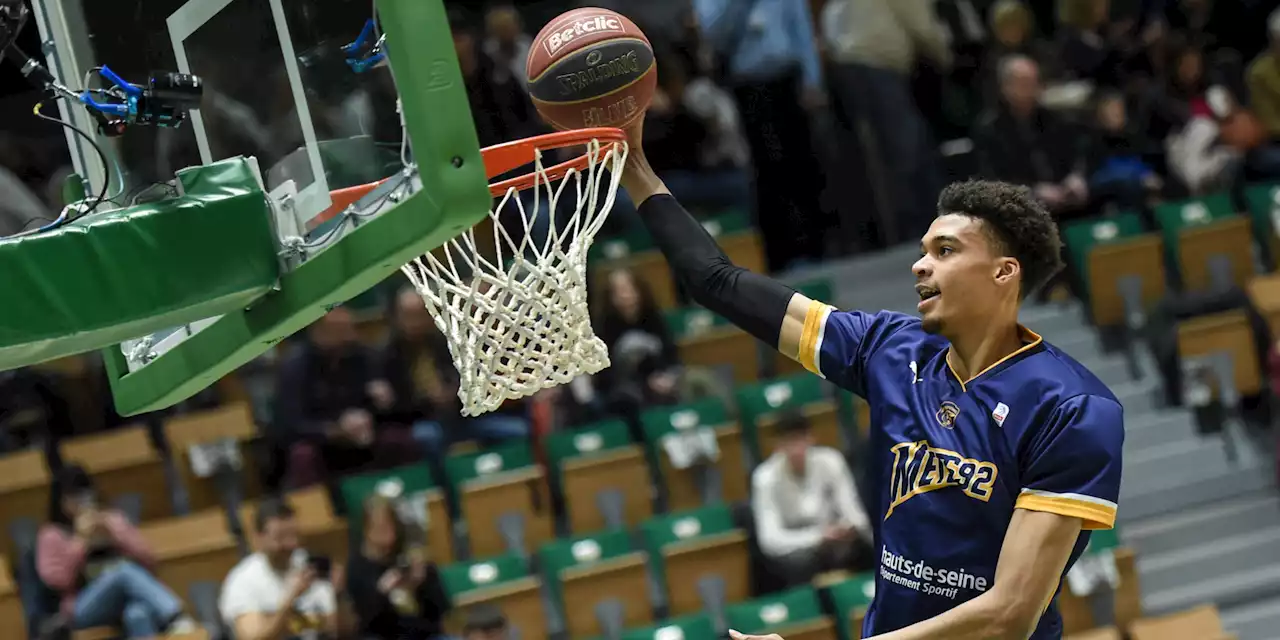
[345,494,450,639]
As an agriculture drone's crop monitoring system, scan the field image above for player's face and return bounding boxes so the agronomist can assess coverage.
[913,215,1019,335]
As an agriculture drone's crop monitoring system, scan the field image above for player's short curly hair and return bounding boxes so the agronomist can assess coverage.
[936,179,1065,299]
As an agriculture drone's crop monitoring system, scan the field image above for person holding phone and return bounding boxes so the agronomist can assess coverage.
[219,497,355,640]
[346,495,450,640]
[36,465,193,638]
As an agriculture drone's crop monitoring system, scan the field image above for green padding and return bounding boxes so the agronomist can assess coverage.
[538,529,638,614]
[827,573,876,640]
[725,586,824,635]
[664,306,731,339]
[640,398,731,443]
[1061,212,1146,286]
[735,373,828,458]
[439,552,529,598]
[1152,192,1237,263]
[614,614,717,640]
[0,157,277,371]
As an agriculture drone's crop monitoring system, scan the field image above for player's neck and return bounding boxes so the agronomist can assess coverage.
[944,320,1024,384]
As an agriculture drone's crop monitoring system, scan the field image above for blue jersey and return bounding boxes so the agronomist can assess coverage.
[796,303,1124,639]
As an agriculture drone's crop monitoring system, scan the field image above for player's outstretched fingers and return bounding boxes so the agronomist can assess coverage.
[728,630,784,640]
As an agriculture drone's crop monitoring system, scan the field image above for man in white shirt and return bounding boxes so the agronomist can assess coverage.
[751,411,872,587]
[219,498,354,640]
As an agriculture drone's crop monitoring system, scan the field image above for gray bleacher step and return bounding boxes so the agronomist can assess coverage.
[1123,491,1280,556]
[1042,327,1103,358]
[1076,356,1136,388]
[1121,436,1234,487]
[1123,412,1199,451]
[1119,461,1276,521]
[1221,595,1280,640]
[1143,559,1280,616]
[1138,523,1280,592]
[1112,380,1164,414]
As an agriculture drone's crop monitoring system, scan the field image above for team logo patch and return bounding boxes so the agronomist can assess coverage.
[992,402,1009,427]
[935,401,960,429]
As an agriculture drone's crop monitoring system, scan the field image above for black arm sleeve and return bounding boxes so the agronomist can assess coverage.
[634,194,796,347]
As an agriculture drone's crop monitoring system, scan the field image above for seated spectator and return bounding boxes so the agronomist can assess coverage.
[483,5,532,88]
[972,55,1091,218]
[462,604,510,640]
[219,497,354,639]
[36,465,191,638]
[1246,10,1280,173]
[381,287,529,459]
[274,306,419,489]
[1155,39,1242,193]
[751,413,872,588]
[1055,0,1125,87]
[1087,91,1162,209]
[346,494,449,639]
[981,0,1051,102]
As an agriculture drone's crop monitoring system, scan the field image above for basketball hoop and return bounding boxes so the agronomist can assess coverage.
[400,127,628,416]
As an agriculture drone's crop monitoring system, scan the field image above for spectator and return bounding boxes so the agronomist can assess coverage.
[1155,40,1242,193]
[483,5,532,88]
[751,412,872,588]
[1246,10,1280,171]
[642,52,752,214]
[274,306,419,489]
[1056,0,1125,87]
[219,497,353,640]
[461,604,510,640]
[346,494,449,639]
[591,268,683,416]
[381,287,529,460]
[823,0,950,245]
[972,55,1091,216]
[1087,91,1162,209]
[36,465,191,638]
[695,0,831,270]
[981,1,1049,101]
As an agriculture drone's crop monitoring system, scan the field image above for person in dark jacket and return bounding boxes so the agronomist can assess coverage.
[346,494,449,640]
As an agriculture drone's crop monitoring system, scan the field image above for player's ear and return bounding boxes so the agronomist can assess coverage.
[994,257,1020,287]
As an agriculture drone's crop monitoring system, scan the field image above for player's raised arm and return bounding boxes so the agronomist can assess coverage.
[618,121,902,392]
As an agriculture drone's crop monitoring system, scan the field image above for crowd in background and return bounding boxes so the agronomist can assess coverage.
[2,0,1280,638]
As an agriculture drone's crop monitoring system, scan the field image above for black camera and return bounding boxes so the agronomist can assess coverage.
[135,72,203,128]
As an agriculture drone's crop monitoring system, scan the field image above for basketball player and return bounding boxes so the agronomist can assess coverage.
[617,121,1123,639]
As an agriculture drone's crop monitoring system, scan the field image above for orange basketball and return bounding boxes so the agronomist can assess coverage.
[526,7,656,131]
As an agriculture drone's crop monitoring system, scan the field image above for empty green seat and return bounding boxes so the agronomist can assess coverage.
[641,398,748,509]
[1061,212,1146,288]
[545,420,653,533]
[616,613,717,640]
[439,553,546,639]
[735,373,843,460]
[539,530,651,637]
[665,306,733,340]
[1243,182,1280,258]
[446,441,554,557]
[792,278,834,304]
[338,463,453,563]
[700,209,753,238]
[725,586,827,637]
[640,505,750,616]
[827,573,876,640]
[1153,193,1236,257]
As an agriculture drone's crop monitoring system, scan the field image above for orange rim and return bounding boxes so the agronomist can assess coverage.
[310,127,627,229]
[483,127,627,196]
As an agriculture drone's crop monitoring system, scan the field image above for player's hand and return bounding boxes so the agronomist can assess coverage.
[729,630,784,640]
[619,118,669,206]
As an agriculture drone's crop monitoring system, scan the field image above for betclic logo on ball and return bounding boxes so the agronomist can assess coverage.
[544,15,625,55]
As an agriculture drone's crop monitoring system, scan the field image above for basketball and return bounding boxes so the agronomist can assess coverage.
[526,7,656,131]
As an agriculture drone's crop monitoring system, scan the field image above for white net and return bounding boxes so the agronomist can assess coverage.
[401,137,628,416]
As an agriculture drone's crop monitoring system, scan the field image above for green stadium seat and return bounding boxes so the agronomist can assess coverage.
[735,373,844,461]
[440,553,547,640]
[665,306,758,383]
[1061,214,1166,326]
[640,505,750,616]
[1059,526,1143,635]
[539,530,652,638]
[641,399,748,510]
[702,210,767,275]
[826,573,876,640]
[1153,193,1254,291]
[338,463,453,563]
[614,613,718,640]
[445,441,554,558]
[1242,182,1280,264]
[545,420,653,534]
[725,586,835,640]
